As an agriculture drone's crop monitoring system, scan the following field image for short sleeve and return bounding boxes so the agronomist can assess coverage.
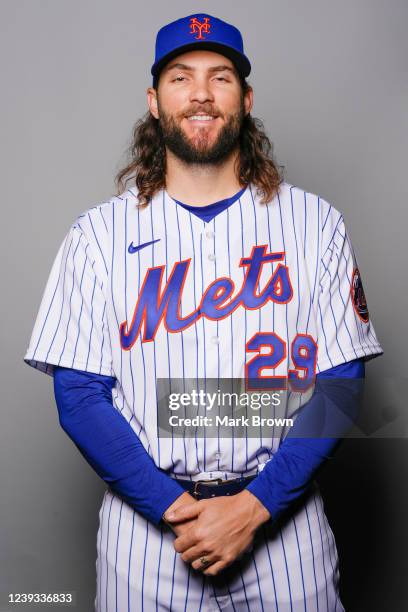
[24,223,114,378]
[316,212,383,373]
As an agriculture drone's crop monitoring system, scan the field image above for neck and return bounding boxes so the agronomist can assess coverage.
[164,147,244,206]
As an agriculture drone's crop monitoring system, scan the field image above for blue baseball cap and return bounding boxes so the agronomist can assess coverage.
[151,13,251,87]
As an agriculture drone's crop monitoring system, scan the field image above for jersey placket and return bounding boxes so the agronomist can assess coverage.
[171,198,231,476]
[193,211,223,474]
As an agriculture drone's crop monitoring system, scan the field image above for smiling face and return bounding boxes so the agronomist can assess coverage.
[147,50,253,165]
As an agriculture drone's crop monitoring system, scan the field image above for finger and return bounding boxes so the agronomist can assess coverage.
[191,554,216,571]
[165,503,200,524]
[171,519,196,537]
[173,528,200,553]
[202,561,227,576]
[181,545,211,564]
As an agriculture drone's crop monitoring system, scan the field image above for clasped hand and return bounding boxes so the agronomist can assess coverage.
[163,490,270,576]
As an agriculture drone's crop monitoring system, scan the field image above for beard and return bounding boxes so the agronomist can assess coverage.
[157,98,245,165]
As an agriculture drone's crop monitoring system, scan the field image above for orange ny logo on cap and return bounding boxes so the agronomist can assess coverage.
[189,17,211,40]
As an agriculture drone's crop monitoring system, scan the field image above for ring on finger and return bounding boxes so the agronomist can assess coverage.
[200,556,211,568]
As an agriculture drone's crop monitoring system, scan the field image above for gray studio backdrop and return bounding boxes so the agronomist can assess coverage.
[1,0,407,610]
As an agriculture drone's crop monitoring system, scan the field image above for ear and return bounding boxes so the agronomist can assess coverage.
[147,87,159,119]
[244,85,253,117]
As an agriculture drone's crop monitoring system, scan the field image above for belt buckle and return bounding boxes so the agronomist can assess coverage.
[193,478,223,499]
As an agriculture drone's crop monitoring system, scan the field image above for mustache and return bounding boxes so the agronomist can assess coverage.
[180,106,222,119]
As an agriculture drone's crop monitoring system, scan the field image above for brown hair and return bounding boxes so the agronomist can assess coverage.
[114,79,284,207]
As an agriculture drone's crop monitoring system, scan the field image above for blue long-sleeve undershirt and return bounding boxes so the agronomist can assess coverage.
[53,359,364,526]
[52,191,365,526]
[246,359,365,522]
[53,367,186,525]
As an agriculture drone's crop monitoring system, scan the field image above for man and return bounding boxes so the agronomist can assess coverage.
[24,13,383,611]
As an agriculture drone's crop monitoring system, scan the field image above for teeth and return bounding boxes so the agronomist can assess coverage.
[188,115,214,121]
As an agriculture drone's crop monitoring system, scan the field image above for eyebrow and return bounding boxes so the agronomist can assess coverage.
[164,62,236,75]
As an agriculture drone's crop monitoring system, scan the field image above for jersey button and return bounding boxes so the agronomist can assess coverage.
[215,452,221,460]
[211,336,220,344]
[208,253,216,261]
[206,229,215,239]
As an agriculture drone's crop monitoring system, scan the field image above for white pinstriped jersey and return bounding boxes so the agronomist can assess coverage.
[24,181,383,477]
[24,181,384,611]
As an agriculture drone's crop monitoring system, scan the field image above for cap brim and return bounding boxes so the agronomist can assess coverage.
[151,41,251,82]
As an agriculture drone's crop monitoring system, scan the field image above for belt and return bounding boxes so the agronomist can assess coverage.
[175,475,257,499]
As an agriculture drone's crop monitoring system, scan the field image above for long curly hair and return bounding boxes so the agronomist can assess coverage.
[114,79,284,208]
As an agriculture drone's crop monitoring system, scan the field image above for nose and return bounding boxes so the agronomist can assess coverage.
[189,76,215,104]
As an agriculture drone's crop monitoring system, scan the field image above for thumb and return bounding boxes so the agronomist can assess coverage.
[165,502,201,524]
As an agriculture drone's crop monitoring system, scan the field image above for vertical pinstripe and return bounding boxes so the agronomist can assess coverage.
[238,197,249,471]
[25,182,383,611]
[188,212,201,472]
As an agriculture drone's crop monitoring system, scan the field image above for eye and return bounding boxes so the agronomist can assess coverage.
[215,77,227,82]
[172,76,186,82]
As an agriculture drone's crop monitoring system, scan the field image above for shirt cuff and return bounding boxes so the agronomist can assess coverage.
[245,475,279,522]
[150,474,186,525]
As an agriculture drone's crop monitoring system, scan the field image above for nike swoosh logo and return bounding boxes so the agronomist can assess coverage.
[128,238,161,254]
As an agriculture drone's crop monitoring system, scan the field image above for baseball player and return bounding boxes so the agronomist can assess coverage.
[24,13,383,611]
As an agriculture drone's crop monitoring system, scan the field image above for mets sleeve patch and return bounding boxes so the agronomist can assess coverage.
[351,267,369,323]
